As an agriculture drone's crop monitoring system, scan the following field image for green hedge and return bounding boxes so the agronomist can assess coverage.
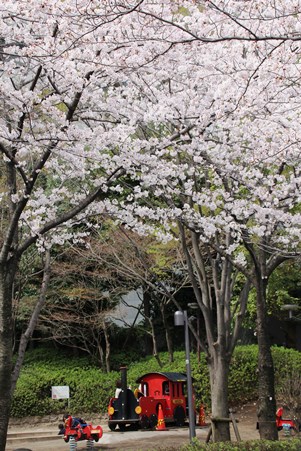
[180,438,301,450]
[11,345,301,417]
[12,348,119,416]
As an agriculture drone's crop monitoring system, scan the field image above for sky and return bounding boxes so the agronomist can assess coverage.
[110,288,144,327]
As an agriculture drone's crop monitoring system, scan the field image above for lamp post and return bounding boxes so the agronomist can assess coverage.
[281,304,301,350]
[174,310,196,442]
[188,302,200,363]
[281,304,300,319]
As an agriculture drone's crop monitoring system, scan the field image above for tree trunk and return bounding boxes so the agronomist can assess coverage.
[149,320,163,368]
[97,341,105,370]
[143,288,153,355]
[255,276,278,440]
[159,302,174,363]
[102,320,111,373]
[208,352,231,442]
[11,250,51,395]
[0,262,17,451]
[178,226,250,442]
[142,287,163,367]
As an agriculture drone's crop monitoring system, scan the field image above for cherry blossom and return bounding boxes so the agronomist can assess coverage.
[1,1,301,447]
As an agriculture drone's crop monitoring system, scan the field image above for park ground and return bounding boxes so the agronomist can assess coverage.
[6,403,296,450]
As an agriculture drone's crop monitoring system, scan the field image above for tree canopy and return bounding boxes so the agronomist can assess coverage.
[1,1,301,447]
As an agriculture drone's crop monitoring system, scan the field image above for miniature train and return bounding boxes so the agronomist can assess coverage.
[108,366,195,430]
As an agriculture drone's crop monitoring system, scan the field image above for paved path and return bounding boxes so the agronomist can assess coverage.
[6,404,262,450]
[6,425,212,451]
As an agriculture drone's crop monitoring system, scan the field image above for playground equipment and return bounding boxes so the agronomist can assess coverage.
[276,407,300,435]
[59,414,103,443]
[108,366,196,431]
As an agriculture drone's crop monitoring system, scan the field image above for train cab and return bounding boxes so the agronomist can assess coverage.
[108,367,195,431]
[137,372,193,427]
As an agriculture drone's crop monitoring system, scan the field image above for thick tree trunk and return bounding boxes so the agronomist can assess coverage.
[0,262,17,451]
[209,353,231,442]
[255,277,278,440]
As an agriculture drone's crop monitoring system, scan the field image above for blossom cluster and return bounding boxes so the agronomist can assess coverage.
[0,0,301,260]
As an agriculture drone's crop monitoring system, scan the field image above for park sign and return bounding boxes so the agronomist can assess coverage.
[51,385,70,400]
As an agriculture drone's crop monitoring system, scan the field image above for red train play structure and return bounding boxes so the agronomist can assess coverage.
[108,366,195,430]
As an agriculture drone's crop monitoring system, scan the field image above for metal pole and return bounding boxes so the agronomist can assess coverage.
[197,309,200,364]
[184,310,196,442]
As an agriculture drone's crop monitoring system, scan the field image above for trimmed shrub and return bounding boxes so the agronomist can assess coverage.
[181,438,301,450]
[12,349,119,417]
[228,345,259,405]
[10,345,301,417]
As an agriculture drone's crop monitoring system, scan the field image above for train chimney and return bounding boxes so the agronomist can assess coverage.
[120,366,127,392]
[120,366,128,419]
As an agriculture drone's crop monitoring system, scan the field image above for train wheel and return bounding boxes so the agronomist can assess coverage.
[174,406,185,427]
[118,423,126,431]
[140,414,150,429]
[149,413,158,428]
[108,422,117,431]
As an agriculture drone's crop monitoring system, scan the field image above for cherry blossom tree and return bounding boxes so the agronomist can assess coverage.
[75,2,301,441]
[1,0,301,447]
[76,1,301,441]
[0,2,133,448]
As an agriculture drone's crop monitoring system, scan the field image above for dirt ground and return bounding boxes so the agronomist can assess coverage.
[6,403,297,451]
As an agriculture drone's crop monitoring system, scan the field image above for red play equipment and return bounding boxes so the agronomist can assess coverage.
[108,366,196,431]
[276,407,299,433]
[61,414,103,443]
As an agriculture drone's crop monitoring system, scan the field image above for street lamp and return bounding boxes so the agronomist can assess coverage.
[281,304,301,350]
[174,310,196,442]
[281,304,300,319]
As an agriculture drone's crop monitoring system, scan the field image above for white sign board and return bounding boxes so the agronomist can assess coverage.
[51,385,70,399]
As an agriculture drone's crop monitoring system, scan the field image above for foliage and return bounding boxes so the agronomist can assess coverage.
[243,262,301,326]
[12,347,118,417]
[109,347,146,371]
[267,262,301,317]
[228,346,259,405]
[273,347,301,417]
[180,438,301,450]
[2,1,301,444]
[10,345,301,417]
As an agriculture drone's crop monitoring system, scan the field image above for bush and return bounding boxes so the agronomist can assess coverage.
[11,349,119,417]
[10,345,301,417]
[228,346,259,405]
[181,438,301,450]
[273,347,301,417]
